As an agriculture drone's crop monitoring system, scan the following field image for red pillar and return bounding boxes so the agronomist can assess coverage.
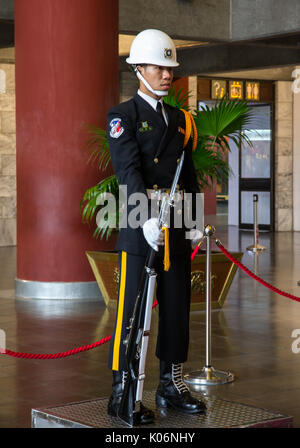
[14,0,119,285]
[172,77,189,108]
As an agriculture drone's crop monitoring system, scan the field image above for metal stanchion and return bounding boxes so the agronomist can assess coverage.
[247,194,266,253]
[184,224,234,386]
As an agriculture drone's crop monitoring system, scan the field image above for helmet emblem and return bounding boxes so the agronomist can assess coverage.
[164,48,173,59]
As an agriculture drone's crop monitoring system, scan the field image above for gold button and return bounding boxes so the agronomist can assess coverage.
[177,158,180,164]
[154,157,159,164]
[153,184,158,190]
[177,209,182,215]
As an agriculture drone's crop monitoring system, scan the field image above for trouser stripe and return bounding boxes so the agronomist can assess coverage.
[112,251,127,371]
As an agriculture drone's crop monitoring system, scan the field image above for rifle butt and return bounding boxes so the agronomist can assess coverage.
[117,376,135,427]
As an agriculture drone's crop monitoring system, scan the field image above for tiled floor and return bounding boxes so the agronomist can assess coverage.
[1,220,300,428]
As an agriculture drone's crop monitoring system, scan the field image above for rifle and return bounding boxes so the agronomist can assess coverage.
[117,151,186,427]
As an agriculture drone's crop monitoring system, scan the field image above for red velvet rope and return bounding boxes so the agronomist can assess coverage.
[216,240,300,303]
[191,244,200,261]
[1,246,196,359]
[5,239,299,360]
[1,300,158,359]
[3,336,112,360]
[191,240,203,261]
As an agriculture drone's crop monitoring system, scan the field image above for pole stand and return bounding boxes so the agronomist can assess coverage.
[185,366,234,386]
[184,224,235,388]
[246,194,266,253]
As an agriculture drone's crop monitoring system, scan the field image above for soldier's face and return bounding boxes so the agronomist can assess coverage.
[138,65,173,98]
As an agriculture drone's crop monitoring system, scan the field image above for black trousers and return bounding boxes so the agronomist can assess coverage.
[108,249,191,372]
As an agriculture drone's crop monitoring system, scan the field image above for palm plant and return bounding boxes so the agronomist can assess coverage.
[163,86,191,110]
[192,96,254,189]
[81,125,120,239]
[81,90,254,239]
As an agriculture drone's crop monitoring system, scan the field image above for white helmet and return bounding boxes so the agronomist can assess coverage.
[126,29,179,96]
[126,29,179,68]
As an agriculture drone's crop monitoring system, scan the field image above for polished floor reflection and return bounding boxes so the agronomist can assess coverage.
[1,222,300,428]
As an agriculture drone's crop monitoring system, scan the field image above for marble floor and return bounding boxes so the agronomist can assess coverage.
[1,219,300,428]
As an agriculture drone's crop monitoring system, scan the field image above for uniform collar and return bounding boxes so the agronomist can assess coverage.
[137,89,163,111]
[137,90,167,124]
[134,93,179,158]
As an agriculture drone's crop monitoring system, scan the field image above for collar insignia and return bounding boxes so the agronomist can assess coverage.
[139,121,153,132]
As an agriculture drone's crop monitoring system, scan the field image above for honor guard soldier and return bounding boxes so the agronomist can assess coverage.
[107,29,206,423]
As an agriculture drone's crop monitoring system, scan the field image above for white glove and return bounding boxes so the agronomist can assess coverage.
[186,228,203,249]
[142,217,164,251]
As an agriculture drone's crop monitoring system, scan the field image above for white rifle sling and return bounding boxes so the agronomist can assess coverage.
[135,268,157,405]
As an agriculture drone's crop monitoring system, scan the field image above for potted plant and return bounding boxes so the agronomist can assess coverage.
[81,90,254,309]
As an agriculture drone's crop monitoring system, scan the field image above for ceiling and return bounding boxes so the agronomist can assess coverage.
[1,20,299,80]
[118,34,207,56]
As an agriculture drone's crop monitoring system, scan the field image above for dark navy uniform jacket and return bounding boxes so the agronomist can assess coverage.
[107,93,200,256]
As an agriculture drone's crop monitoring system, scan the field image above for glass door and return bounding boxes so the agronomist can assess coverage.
[239,103,274,230]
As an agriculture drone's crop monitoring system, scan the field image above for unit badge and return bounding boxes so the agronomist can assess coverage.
[164,48,173,59]
[109,118,124,139]
[139,121,153,133]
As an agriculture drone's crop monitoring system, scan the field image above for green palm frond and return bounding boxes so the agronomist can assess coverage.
[191,95,256,189]
[81,174,119,224]
[192,137,231,190]
[163,86,191,111]
[93,207,119,240]
[85,124,111,171]
[193,95,254,153]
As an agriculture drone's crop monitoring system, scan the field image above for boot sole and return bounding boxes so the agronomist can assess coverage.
[156,394,206,414]
[108,404,156,424]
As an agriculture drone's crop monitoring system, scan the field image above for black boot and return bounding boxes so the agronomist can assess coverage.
[156,362,206,414]
[108,371,155,424]
[107,370,124,417]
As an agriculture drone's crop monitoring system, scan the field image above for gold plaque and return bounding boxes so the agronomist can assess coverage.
[211,80,226,99]
[229,80,244,99]
[86,250,243,311]
[245,81,260,101]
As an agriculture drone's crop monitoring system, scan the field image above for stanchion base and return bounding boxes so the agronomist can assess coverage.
[184,366,234,386]
[31,391,293,428]
[246,244,266,253]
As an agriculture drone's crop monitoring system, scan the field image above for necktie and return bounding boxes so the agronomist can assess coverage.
[156,101,166,127]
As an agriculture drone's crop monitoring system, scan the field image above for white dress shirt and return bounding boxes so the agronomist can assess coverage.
[137,89,168,125]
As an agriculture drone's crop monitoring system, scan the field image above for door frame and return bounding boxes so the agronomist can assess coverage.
[238,102,275,231]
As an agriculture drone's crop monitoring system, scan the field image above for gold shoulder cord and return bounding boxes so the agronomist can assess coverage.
[180,109,198,151]
[162,110,198,272]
